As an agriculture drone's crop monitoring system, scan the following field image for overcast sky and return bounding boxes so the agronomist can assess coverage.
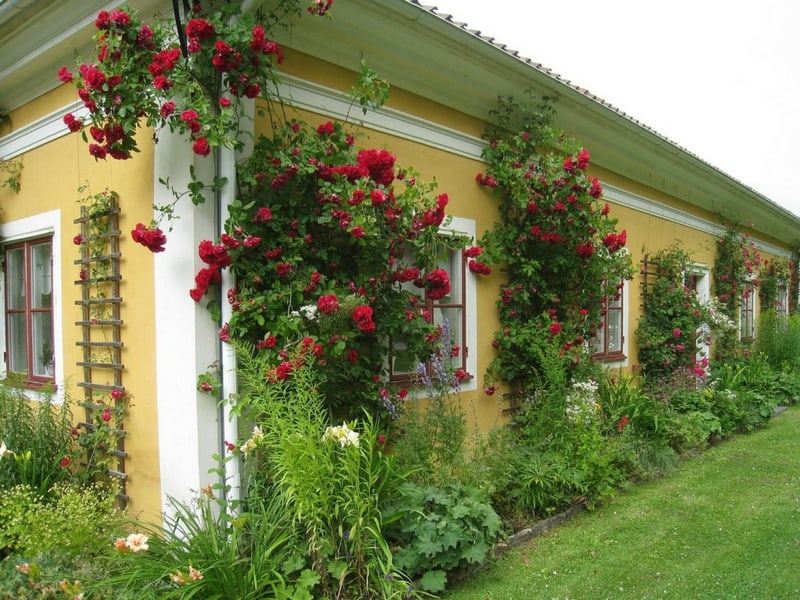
[428,0,800,218]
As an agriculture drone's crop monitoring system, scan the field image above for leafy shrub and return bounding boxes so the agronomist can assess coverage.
[0,552,111,600]
[0,482,121,559]
[384,482,502,593]
[0,386,74,496]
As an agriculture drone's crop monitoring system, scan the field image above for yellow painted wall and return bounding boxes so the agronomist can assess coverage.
[0,84,163,522]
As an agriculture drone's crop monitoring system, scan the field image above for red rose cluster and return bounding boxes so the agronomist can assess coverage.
[131,223,167,253]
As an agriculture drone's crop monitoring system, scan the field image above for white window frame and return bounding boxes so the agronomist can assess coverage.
[739,279,757,342]
[686,266,711,364]
[0,210,64,402]
[776,281,789,318]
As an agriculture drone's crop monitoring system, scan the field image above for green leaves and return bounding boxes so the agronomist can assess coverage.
[385,482,502,592]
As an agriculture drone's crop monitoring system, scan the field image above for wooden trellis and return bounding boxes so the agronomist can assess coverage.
[640,255,661,309]
[73,193,128,506]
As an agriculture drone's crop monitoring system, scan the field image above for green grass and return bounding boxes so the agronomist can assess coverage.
[447,407,800,600]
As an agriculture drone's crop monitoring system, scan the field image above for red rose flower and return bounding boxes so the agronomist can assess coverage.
[58,66,73,83]
[131,223,167,253]
[468,260,492,275]
[464,246,482,258]
[549,322,563,336]
[317,294,340,315]
[424,269,450,300]
[316,121,335,136]
[193,137,211,156]
[63,113,82,133]
[352,305,376,332]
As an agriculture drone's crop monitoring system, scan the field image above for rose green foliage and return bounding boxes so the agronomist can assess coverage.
[0,157,23,193]
[0,385,74,496]
[636,245,709,379]
[230,341,422,599]
[383,482,502,594]
[758,258,791,313]
[0,482,121,559]
[712,223,763,361]
[197,119,466,419]
[476,97,633,389]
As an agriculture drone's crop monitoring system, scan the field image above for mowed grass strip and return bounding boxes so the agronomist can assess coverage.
[448,407,800,600]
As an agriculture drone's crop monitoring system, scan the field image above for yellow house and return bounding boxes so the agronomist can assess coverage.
[0,0,798,524]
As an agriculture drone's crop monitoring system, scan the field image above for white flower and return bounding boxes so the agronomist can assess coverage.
[322,423,360,448]
[293,304,319,321]
[240,425,265,456]
[0,441,13,460]
[125,533,149,553]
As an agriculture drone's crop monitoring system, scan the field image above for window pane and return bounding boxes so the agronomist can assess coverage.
[390,340,417,377]
[607,309,622,352]
[7,312,27,373]
[6,247,25,310]
[32,312,54,377]
[31,242,52,309]
[437,249,461,303]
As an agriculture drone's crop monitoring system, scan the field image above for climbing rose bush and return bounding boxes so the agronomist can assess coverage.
[476,100,634,387]
[59,2,308,161]
[192,119,471,418]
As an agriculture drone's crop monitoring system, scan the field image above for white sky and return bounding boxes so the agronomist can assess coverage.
[428,0,800,218]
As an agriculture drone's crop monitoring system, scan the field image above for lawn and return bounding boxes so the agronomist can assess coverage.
[447,406,800,599]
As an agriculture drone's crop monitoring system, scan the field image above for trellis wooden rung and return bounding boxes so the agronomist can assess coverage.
[75,297,122,305]
[77,361,125,370]
[77,381,121,391]
[75,319,123,326]
[73,206,121,223]
[76,341,124,348]
[74,252,122,264]
[74,275,122,285]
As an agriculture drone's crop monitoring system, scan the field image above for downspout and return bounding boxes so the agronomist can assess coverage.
[217,145,239,505]
[217,0,264,506]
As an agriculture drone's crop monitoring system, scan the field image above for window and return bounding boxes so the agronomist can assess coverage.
[389,217,477,388]
[4,237,55,385]
[740,283,756,342]
[593,280,625,361]
[776,281,789,317]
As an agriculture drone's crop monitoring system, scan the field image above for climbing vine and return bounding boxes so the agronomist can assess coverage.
[476,97,634,391]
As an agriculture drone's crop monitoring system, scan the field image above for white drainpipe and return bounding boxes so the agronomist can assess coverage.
[217,0,263,506]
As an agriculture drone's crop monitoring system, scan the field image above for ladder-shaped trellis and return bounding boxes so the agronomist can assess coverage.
[74,192,128,506]
[640,255,661,310]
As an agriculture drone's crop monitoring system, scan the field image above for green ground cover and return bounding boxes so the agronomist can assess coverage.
[448,406,800,600]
